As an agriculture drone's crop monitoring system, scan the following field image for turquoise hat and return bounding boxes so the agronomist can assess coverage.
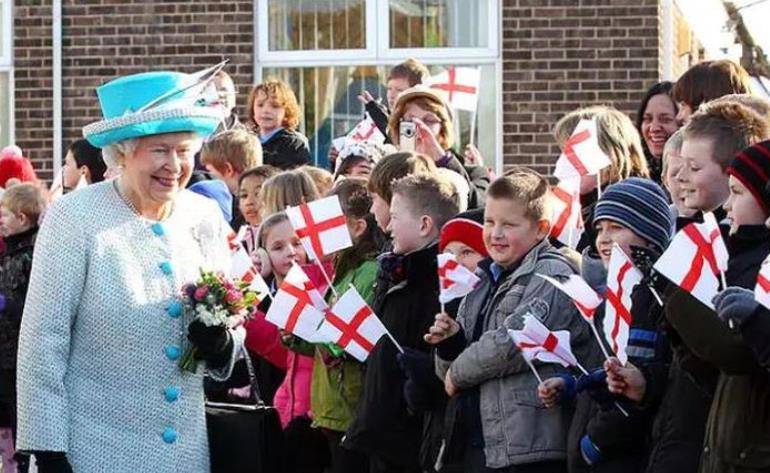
[83,63,227,148]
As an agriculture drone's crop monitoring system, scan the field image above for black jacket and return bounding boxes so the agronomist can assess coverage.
[0,227,37,370]
[364,100,392,144]
[261,129,311,169]
[343,244,441,467]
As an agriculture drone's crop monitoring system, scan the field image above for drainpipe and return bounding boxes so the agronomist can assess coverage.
[52,0,62,180]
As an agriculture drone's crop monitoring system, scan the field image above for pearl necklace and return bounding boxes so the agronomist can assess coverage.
[113,179,174,221]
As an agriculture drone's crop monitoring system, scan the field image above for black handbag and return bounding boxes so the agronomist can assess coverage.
[206,348,284,473]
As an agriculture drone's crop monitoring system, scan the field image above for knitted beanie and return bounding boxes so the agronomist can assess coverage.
[727,140,770,213]
[593,177,674,252]
[439,208,488,257]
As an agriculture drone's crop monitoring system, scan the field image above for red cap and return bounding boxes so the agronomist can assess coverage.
[439,216,488,258]
[0,148,38,188]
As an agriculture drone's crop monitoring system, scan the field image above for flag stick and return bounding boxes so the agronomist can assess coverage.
[586,319,612,361]
[720,270,728,291]
[469,106,478,147]
[613,401,630,417]
[575,361,590,376]
[524,358,544,384]
[387,331,405,355]
[595,174,602,199]
[315,259,339,299]
[649,285,664,306]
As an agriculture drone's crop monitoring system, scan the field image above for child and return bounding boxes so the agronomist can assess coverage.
[248,79,311,169]
[538,178,674,473]
[63,138,106,190]
[367,151,435,235]
[608,100,770,473]
[0,183,46,473]
[200,128,263,229]
[426,168,592,472]
[300,165,334,197]
[672,59,752,124]
[344,173,459,473]
[661,129,695,220]
[666,138,770,473]
[439,208,488,275]
[0,147,38,189]
[237,165,278,253]
[259,169,320,217]
[553,106,650,252]
[333,141,392,181]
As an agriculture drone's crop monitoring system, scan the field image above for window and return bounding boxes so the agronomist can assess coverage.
[255,0,500,170]
[0,0,11,148]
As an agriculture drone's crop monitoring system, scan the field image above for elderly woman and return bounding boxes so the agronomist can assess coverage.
[388,85,488,209]
[16,68,243,472]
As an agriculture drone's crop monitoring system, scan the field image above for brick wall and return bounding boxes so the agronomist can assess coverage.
[15,1,254,181]
[500,0,662,174]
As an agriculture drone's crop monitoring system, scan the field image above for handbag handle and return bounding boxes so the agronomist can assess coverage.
[240,345,266,407]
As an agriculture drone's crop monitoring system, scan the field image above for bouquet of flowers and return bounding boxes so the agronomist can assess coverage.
[179,269,262,372]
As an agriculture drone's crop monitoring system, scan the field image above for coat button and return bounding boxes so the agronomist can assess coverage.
[162,427,178,444]
[159,261,173,275]
[167,301,183,319]
[151,223,165,236]
[704,446,710,453]
[164,345,181,361]
[163,386,180,403]
[740,451,747,460]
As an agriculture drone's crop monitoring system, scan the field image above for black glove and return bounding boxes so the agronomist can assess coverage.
[34,451,73,473]
[713,287,760,327]
[396,347,444,412]
[187,320,233,369]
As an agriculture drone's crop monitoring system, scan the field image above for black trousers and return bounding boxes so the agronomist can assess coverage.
[464,445,566,473]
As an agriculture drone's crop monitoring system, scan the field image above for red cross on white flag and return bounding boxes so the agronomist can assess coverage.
[347,113,386,145]
[229,246,271,302]
[537,273,603,323]
[286,195,353,261]
[604,245,642,365]
[508,314,582,370]
[437,253,481,304]
[426,67,481,112]
[755,255,770,309]
[549,177,584,249]
[315,286,390,362]
[653,215,728,310]
[553,118,612,181]
[265,263,330,342]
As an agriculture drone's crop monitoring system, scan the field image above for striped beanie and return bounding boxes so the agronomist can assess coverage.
[593,177,674,252]
[727,140,770,213]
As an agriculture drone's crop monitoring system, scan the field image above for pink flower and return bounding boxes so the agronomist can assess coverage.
[225,288,242,303]
[194,286,209,301]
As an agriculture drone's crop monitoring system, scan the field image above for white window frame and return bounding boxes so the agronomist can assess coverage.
[0,0,14,146]
[254,0,502,172]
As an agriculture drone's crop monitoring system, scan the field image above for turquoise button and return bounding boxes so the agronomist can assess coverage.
[162,427,178,444]
[164,345,181,361]
[159,261,173,275]
[151,222,165,236]
[164,386,180,402]
[167,301,183,319]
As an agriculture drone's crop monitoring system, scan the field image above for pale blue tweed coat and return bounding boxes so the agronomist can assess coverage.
[16,181,244,472]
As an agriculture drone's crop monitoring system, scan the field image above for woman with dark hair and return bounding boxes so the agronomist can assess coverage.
[62,138,107,190]
[635,81,680,183]
[672,59,753,124]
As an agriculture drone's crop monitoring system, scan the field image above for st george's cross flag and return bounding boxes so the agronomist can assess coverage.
[654,216,728,310]
[347,113,386,145]
[755,255,770,309]
[537,273,603,322]
[438,253,481,304]
[549,177,584,249]
[229,246,271,302]
[286,195,353,261]
[508,314,581,369]
[316,286,390,362]
[604,245,643,365]
[265,263,329,343]
[425,67,481,112]
[553,118,612,181]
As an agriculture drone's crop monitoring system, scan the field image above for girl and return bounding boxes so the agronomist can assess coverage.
[553,105,650,253]
[247,79,311,169]
[672,59,752,124]
[237,165,278,254]
[259,169,320,217]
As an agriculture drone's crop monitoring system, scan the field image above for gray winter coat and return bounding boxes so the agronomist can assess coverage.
[436,239,593,469]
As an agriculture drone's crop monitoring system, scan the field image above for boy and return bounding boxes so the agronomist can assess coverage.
[661,129,695,220]
[0,183,46,473]
[344,173,458,473]
[539,178,674,472]
[609,100,770,473]
[367,151,435,235]
[426,168,592,472]
[200,128,262,229]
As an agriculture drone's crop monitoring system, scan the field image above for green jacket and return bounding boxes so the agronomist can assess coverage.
[666,289,770,473]
[310,259,378,432]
